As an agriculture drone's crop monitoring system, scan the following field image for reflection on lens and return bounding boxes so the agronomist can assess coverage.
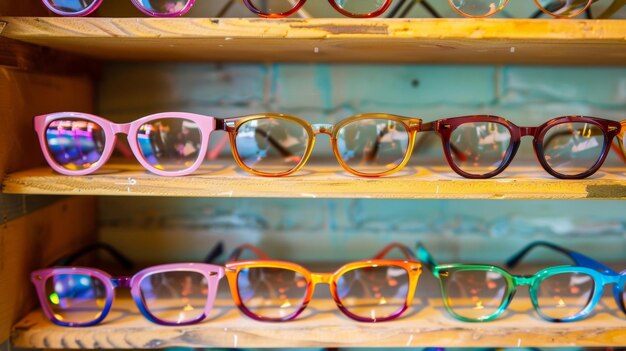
[542,122,604,176]
[336,119,409,174]
[45,119,106,171]
[136,0,190,14]
[439,269,508,321]
[247,0,299,15]
[44,0,98,13]
[45,274,107,324]
[335,265,409,321]
[449,122,511,175]
[235,118,309,174]
[137,118,203,172]
[333,0,389,15]
[535,272,594,320]
[535,0,590,17]
[450,0,507,17]
[237,267,307,320]
[139,271,208,324]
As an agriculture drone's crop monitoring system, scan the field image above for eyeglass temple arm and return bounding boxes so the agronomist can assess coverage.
[597,0,626,18]
[227,243,271,262]
[372,242,417,260]
[387,0,441,18]
[420,121,468,162]
[530,0,596,18]
[202,241,225,263]
[51,242,134,269]
[219,119,295,158]
[414,242,440,275]
[505,241,617,275]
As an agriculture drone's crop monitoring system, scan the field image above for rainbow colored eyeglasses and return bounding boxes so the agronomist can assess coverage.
[416,241,624,322]
[224,243,421,322]
[31,243,225,327]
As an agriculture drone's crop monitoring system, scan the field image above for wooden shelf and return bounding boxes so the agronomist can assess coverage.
[4,164,626,199]
[1,18,626,64]
[12,296,626,348]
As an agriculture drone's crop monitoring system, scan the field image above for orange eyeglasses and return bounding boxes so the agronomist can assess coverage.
[224,243,422,322]
[219,113,422,177]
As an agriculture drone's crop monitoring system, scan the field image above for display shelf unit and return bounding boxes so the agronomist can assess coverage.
[12,297,626,349]
[2,3,626,349]
[1,18,626,64]
[4,164,626,199]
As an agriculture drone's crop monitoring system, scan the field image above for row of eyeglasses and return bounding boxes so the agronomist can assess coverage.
[42,0,625,18]
[36,112,626,179]
[33,240,626,326]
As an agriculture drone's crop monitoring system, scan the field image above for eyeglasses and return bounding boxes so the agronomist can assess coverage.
[31,243,225,326]
[240,0,393,18]
[416,241,622,322]
[448,0,595,18]
[35,112,217,176]
[421,115,621,179]
[224,243,421,322]
[221,113,422,177]
[41,0,198,16]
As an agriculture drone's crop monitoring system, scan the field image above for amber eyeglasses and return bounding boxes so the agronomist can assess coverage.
[422,115,621,179]
[220,113,422,177]
[224,243,421,322]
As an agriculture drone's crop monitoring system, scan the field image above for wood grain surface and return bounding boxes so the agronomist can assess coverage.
[12,296,626,348]
[4,164,626,199]
[1,18,626,64]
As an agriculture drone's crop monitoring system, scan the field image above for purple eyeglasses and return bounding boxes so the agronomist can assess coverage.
[31,243,225,327]
[41,0,196,17]
[35,112,217,176]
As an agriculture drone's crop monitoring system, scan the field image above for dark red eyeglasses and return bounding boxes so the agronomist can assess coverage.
[421,115,621,179]
[242,0,393,18]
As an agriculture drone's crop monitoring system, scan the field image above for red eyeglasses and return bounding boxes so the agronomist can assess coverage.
[241,0,394,18]
[421,115,621,179]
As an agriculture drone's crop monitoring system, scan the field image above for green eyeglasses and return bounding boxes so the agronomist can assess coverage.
[416,241,622,323]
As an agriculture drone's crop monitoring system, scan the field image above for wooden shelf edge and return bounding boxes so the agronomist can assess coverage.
[1,18,625,64]
[12,298,626,349]
[3,166,626,199]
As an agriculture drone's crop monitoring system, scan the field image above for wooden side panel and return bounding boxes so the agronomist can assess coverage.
[0,0,46,16]
[0,196,97,343]
[0,68,94,174]
[0,68,96,343]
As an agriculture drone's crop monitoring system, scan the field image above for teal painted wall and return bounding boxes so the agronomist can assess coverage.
[97,62,626,264]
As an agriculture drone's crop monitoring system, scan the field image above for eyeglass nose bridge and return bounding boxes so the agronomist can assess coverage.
[111,276,131,288]
[513,275,534,286]
[311,272,334,284]
[519,127,538,137]
[311,124,334,135]
[111,123,132,135]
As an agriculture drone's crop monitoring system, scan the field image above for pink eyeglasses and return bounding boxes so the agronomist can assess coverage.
[35,112,217,176]
[41,0,197,17]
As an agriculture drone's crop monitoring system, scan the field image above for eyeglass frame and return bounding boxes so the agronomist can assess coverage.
[35,111,217,177]
[416,240,624,323]
[420,115,621,179]
[31,243,225,327]
[220,112,422,177]
[41,0,197,17]
[224,243,422,322]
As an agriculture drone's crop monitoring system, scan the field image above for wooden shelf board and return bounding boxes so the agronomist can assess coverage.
[3,164,626,199]
[1,18,626,64]
[12,296,626,348]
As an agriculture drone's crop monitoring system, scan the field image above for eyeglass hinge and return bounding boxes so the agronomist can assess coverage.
[0,22,6,36]
[608,126,618,132]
